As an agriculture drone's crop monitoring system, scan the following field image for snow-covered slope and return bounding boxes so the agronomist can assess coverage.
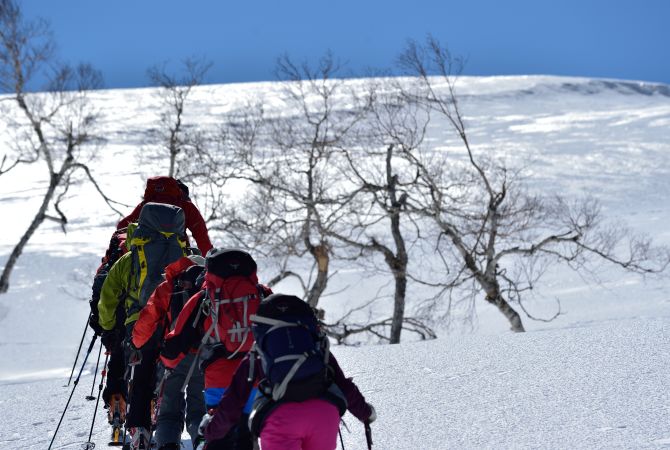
[0,75,669,449]
[2,316,669,449]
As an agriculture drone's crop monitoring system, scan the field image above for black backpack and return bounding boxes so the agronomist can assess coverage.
[247,294,347,436]
[251,294,330,401]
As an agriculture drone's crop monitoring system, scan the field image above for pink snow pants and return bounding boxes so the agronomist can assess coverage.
[260,398,340,450]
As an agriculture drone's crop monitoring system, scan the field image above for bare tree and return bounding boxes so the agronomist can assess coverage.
[322,81,434,343]
[147,56,212,178]
[396,36,670,331]
[0,0,121,293]
[218,52,370,309]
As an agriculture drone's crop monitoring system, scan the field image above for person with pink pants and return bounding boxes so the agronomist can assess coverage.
[259,398,341,450]
[203,353,376,450]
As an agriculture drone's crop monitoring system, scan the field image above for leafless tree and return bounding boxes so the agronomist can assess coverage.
[395,36,670,331]
[147,56,212,178]
[0,0,122,293]
[322,80,435,343]
[218,52,370,309]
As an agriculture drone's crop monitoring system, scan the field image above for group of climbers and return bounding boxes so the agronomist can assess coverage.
[88,175,375,450]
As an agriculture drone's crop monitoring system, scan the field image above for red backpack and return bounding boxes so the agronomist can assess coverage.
[197,249,262,362]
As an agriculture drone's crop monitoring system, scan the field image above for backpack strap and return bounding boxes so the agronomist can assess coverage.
[250,314,324,401]
[271,353,309,401]
[180,290,212,393]
[249,315,301,330]
[247,344,258,382]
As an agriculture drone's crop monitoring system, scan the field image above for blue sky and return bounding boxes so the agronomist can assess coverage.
[21,0,670,89]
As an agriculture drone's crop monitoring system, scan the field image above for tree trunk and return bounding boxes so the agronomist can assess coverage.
[485,293,525,332]
[306,244,329,308]
[390,271,407,344]
[0,175,58,294]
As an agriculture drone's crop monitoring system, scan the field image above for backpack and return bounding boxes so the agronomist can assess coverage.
[195,248,262,367]
[250,294,330,402]
[127,202,186,317]
[247,294,347,437]
[89,228,129,334]
[143,176,188,204]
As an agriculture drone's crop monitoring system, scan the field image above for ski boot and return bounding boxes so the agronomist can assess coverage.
[107,394,126,446]
[150,396,159,428]
[127,427,151,450]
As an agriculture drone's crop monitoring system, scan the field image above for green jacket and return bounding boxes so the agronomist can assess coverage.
[98,252,140,330]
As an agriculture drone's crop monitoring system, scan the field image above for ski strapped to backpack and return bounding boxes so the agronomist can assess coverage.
[181,248,263,392]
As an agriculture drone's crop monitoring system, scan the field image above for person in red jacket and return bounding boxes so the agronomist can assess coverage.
[118,176,213,256]
[131,255,206,450]
[160,249,272,450]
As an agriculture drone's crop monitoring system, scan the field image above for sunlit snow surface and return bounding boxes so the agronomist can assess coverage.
[1,76,669,449]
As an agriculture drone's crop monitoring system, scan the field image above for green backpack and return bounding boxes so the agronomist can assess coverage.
[126,202,187,319]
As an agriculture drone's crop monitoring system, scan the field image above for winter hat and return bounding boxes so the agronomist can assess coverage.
[205,248,257,278]
[181,264,205,286]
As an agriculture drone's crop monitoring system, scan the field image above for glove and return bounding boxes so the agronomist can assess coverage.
[127,342,142,366]
[88,313,103,336]
[198,412,213,436]
[366,403,377,424]
[101,330,118,351]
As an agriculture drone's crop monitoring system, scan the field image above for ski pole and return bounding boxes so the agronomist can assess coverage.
[122,362,137,446]
[66,318,90,386]
[48,334,98,450]
[338,427,345,450]
[365,423,373,450]
[86,340,103,400]
[83,351,110,450]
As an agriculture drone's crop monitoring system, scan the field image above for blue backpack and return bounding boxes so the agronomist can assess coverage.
[250,294,330,402]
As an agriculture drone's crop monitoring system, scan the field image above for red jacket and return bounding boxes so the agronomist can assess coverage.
[131,257,197,349]
[118,199,213,256]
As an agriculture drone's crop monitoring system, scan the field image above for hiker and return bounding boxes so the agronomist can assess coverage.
[98,202,188,449]
[118,176,213,256]
[131,255,207,450]
[160,248,272,450]
[87,227,129,435]
[203,293,376,450]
